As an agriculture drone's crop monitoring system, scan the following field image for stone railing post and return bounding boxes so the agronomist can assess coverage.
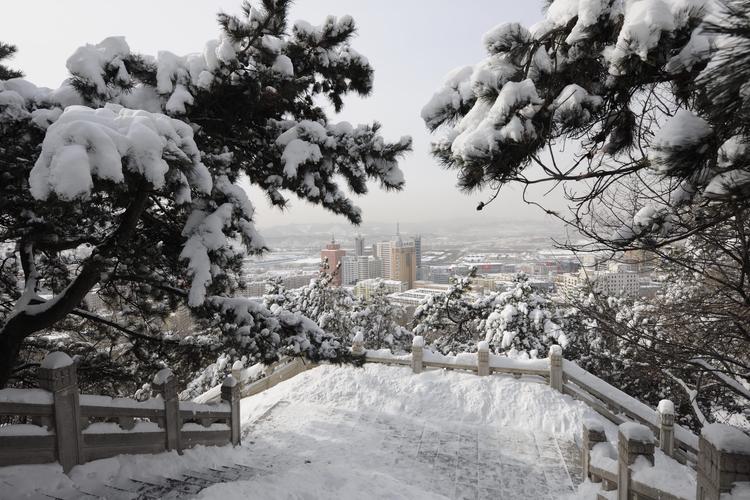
[221,375,241,446]
[617,422,655,500]
[38,352,84,473]
[549,344,563,392]
[697,423,750,500]
[582,419,607,481]
[231,360,245,392]
[477,341,489,376]
[351,331,365,357]
[657,399,675,457]
[153,368,181,453]
[411,336,424,374]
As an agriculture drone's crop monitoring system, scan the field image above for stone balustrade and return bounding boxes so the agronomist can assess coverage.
[0,351,239,473]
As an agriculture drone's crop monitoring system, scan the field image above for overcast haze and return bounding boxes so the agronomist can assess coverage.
[1,0,568,229]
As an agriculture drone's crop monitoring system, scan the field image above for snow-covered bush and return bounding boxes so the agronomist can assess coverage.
[414,271,568,357]
[413,269,493,354]
[481,273,566,357]
[351,280,412,352]
[0,1,411,391]
[263,270,355,343]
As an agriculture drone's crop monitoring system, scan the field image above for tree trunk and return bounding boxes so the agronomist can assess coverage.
[0,328,23,387]
[0,188,150,388]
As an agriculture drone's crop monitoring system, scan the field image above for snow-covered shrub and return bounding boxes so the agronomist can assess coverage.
[481,273,566,357]
[351,280,412,352]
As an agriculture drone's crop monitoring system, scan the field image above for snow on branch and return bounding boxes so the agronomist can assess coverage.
[29,104,211,201]
[689,358,750,401]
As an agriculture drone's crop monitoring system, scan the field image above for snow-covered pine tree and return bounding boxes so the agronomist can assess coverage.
[351,280,412,352]
[420,0,742,251]
[0,42,22,80]
[422,0,750,429]
[481,272,566,358]
[263,266,355,343]
[0,1,411,390]
[413,268,494,354]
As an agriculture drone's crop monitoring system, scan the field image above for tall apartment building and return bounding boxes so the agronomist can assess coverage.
[320,237,346,286]
[354,234,365,257]
[340,253,384,287]
[375,241,392,278]
[374,236,416,289]
[368,256,383,279]
[414,235,422,268]
[414,234,425,280]
[390,242,416,290]
[356,255,382,282]
[341,255,358,286]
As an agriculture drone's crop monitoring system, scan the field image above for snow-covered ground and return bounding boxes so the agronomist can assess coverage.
[0,364,604,499]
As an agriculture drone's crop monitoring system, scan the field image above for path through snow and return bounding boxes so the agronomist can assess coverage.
[1,364,600,499]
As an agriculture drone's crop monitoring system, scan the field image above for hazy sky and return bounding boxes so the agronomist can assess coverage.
[1,0,566,229]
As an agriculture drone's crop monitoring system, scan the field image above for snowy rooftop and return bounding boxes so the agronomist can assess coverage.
[0,364,600,499]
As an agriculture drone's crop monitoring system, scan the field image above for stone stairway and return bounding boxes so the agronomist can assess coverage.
[30,463,264,499]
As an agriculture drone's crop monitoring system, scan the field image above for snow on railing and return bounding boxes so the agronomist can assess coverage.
[193,356,315,405]
[0,352,240,473]
[562,359,698,461]
[582,420,750,499]
[362,337,551,378]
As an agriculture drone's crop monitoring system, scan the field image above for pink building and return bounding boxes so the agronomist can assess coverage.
[320,237,346,286]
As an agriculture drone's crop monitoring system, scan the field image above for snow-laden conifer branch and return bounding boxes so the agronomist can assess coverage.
[0,1,410,390]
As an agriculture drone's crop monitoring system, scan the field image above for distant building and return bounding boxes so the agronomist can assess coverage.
[354,278,405,299]
[560,267,640,297]
[375,241,392,278]
[355,255,382,282]
[388,287,446,307]
[428,266,452,284]
[341,255,358,286]
[283,272,317,289]
[414,235,426,280]
[354,234,365,257]
[244,281,268,297]
[371,225,420,289]
[84,291,106,312]
[390,242,416,290]
[623,249,660,272]
[555,273,583,296]
[473,277,499,293]
[165,305,194,335]
[414,234,422,268]
[320,237,346,286]
[388,287,448,319]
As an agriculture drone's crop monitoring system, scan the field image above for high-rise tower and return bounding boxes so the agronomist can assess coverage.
[354,234,365,257]
[320,236,346,286]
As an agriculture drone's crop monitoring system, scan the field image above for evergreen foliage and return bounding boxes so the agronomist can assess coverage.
[0,2,411,391]
[424,0,750,430]
[414,270,567,357]
[0,42,22,80]
[351,280,412,352]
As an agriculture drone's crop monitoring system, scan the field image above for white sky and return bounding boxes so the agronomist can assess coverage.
[1,0,568,229]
